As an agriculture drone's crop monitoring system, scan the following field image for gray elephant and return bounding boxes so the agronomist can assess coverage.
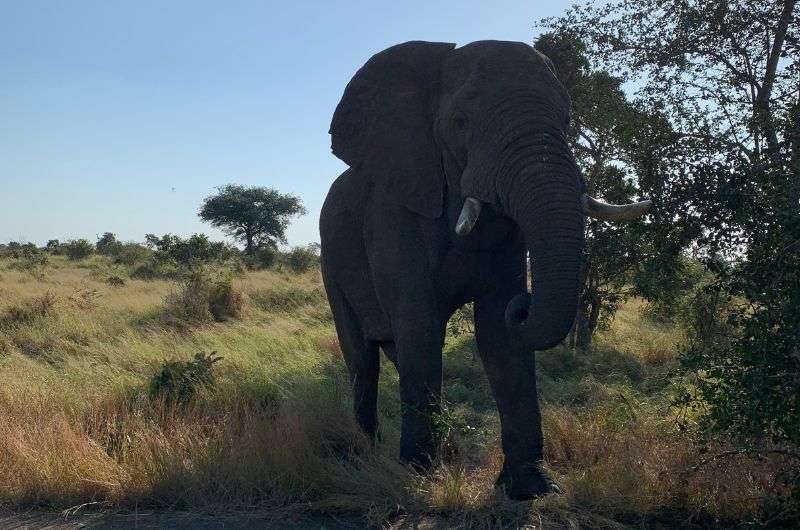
[319,40,650,500]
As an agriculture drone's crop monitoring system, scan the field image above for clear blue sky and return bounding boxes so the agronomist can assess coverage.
[1,0,573,248]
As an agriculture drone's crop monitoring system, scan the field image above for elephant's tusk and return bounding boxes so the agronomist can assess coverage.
[455,197,483,236]
[582,194,652,221]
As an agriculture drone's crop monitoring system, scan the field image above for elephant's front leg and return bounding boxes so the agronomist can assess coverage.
[474,279,558,499]
[392,310,445,468]
[366,206,445,469]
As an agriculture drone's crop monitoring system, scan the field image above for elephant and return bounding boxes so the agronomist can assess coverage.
[319,40,650,500]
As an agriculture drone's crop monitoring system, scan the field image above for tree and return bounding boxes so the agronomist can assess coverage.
[198,185,306,255]
[63,239,94,261]
[45,239,61,254]
[541,0,799,451]
[96,232,122,256]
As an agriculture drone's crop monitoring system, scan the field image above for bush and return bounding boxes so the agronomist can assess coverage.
[145,233,237,268]
[106,275,126,287]
[96,232,123,256]
[113,243,152,266]
[253,246,277,269]
[63,239,94,261]
[131,257,181,281]
[148,351,222,405]
[284,245,319,273]
[165,272,244,324]
[45,239,62,254]
[8,246,48,275]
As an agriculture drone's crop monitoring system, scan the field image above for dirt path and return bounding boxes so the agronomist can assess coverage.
[0,510,368,529]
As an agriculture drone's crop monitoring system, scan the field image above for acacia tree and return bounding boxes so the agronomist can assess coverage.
[541,0,799,451]
[199,184,306,255]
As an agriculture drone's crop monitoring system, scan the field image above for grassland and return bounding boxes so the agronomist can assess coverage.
[0,255,792,528]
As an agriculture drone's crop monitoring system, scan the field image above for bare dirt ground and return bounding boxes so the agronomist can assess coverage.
[0,510,367,530]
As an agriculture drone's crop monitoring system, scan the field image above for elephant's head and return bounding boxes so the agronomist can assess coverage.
[330,40,650,351]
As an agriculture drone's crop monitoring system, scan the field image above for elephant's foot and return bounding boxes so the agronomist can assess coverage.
[495,461,561,501]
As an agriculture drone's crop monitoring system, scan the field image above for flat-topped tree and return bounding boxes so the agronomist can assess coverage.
[199,184,306,255]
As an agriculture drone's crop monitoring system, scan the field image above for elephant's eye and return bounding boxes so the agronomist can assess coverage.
[453,113,468,131]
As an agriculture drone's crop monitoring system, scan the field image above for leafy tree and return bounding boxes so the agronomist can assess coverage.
[198,185,306,255]
[541,0,799,456]
[45,239,61,254]
[96,232,122,256]
[63,239,94,261]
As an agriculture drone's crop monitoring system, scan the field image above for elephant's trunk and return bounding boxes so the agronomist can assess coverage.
[500,132,584,351]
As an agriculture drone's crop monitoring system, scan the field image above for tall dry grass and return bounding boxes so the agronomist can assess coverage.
[0,255,795,527]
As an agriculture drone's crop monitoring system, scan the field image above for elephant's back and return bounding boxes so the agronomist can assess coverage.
[321,168,371,222]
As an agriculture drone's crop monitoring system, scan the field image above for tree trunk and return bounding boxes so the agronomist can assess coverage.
[790,96,800,205]
[574,301,592,352]
[573,261,592,352]
[753,0,796,163]
[245,228,254,256]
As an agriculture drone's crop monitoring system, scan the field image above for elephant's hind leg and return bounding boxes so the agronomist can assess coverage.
[325,282,380,440]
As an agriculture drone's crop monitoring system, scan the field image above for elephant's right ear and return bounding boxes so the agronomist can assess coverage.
[330,41,455,219]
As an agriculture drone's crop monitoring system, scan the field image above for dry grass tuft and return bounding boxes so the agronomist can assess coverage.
[164,273,245,325]
[1,292,57,328]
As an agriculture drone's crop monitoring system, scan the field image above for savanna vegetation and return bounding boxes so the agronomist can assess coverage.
[0,243,795,527]
[1,0,798,527]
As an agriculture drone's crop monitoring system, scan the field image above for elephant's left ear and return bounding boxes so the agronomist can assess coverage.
[330,41,456,219]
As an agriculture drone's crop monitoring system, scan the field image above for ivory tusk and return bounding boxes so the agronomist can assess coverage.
[455,197,483,236]
[582,194,652,221]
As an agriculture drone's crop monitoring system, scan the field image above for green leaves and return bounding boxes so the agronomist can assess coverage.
[198,184,306,254]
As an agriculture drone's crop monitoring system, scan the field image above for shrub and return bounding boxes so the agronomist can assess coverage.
[8,246,48,276]
[106,275,126,287]
[112,243,151,266]
[284,245,319,273]
[148,351,222,405]
[45,239,62,254]
[145,233,237,268]
[96,232,123,256]
[131,257,181,281]
[63,239,94,261]
[165,272,244,324]
[447,304,475,337]
[208,279,245,321]
[253,246,277,269]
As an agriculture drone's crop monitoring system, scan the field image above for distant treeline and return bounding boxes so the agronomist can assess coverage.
[0,233,320,277]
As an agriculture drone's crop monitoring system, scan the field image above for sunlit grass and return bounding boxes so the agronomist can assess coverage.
[0,256,792,527]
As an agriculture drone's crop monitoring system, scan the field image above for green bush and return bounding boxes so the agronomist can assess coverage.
[63,239,94,261]
[148,351,222,405]
[8,246,48,275]
[96,232,123,256]
[253,246,277,269]
[45,239,62,254]
[145,233,237,268]
[113,243,152,266]
[284,245,319,273]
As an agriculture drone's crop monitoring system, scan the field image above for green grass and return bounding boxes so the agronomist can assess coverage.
[0,256,792,528]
